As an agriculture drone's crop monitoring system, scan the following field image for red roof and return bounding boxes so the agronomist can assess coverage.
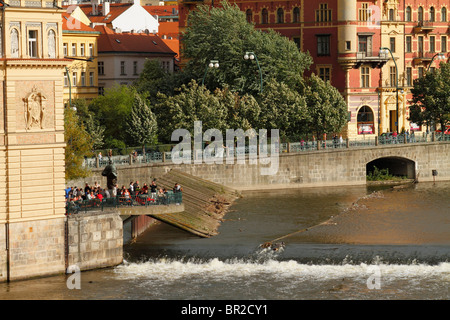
[158,21,179,39]
[95,25,176,56]
[143,5,179,17]
[76,3,133,24]
[62,13,99,33]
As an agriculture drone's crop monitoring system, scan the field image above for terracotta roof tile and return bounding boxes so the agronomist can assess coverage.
[62,13,99,33]
[95,26,176,56]
[77,3,133,24]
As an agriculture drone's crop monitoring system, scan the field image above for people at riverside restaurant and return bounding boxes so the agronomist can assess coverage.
[65,180,182,213]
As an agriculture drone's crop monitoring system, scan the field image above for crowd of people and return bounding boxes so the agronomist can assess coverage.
[65,180,183,208]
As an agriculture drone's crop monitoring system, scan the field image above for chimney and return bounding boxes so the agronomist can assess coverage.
[92,0,99,16]
[102,1,110,16]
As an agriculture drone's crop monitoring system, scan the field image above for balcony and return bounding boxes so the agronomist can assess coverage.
[180,0,204,4]
[353,51,390,68]
[414,21,435,33]
[412,51,435,64]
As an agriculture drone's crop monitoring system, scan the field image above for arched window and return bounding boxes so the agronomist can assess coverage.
[293,7,300,23]
[246,9,252,23]
[441,7,447,22]
[418,6,424,22]
[48,29,56,58]
[405,6,412,21]
[11,28,19,58]
[277,8,284,23]
[430,6,435,22]
[261,8,268,24]
[357,106,375,135]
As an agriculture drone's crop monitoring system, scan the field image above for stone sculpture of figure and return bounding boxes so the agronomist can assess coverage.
[102,150,117,191]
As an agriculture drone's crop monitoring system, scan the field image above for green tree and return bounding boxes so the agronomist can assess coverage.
[89,84,135,148]
[299,74,348,139]
[155,80,229,142]
[181,1,312,95]
[125,92,158,148]
[71,98,104,149]
[256,78,309,140]
[65,107,93,181]
[409,62,450,132]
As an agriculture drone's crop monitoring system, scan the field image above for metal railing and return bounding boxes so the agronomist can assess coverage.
[84,132,450,168]
[65,191,183,215]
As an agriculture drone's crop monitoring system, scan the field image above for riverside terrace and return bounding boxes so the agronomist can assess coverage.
[65,190,183,215]
[85,132,450,168]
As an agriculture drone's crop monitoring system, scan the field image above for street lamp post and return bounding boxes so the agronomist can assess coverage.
[64,56,93,107]
[244,51,263,93]
[427,52,446,72]
[379,47,399,134]
[202,59,219,86]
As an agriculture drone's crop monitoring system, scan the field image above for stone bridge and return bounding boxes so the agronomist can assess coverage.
[73,141,450,190]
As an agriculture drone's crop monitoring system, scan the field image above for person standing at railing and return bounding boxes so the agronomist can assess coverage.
[150,180,158,199]
[392,131,398,144]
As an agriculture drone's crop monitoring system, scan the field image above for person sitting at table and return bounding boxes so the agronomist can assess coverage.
[157,188,166,204]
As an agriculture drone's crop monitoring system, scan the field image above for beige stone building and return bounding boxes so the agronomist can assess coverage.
[0,0,68,281]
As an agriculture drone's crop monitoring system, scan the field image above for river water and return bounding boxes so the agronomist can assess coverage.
[0,181,449,302]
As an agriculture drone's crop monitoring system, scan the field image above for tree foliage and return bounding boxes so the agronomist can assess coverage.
[65,107,93,180]
[409,62,450,131]
[125,92,158,147]
[181,1,312,95]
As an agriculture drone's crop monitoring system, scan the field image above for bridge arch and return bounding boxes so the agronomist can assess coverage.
[366,156,416,179]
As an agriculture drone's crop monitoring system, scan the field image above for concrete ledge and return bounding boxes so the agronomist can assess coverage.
[118,203,185,216]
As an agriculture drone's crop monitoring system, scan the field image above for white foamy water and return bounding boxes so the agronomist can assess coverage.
[114,258,450,285]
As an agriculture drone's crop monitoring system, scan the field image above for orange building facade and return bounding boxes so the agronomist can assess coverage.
[179,0,450,138]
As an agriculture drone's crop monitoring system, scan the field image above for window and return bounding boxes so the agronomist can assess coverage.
[358,35,372,55]
[80,43,85,56]
[357,106,374,135]
[261,9,268,24]
[277,8,284,23]
[98,87,104,96]
[89,72,94,87]
[81,72,86,86]
[361,66,370,88]
[430,36,435,52]
[293,7,300,23]
[246,9,252,23]
[28,30,37,58]
[359,3,370,21]
[72,72,77,87]
[389,9,395,21]
[63,43,68,56]
[430,7,435,22]
[390,37,396,53]
[98,61,104,75]
[318,67,331,82]
[418,36,424,53]
[89,43,94,57]
[64,72,68,87]
[442,36,447,52]
[418,67,424,78]
[390,66,397,87]
[405,6,412,21]
[346,41,351,51]
[406,36,412,52]
[418,6,424,22]
[133,61,138,75]
[71,43,76,56]
[293,37,301,50]
[406,67,412,86]
[120,61,126,75]
[316,3,332,22]
[317,35,330,56]
[442,7,447,22]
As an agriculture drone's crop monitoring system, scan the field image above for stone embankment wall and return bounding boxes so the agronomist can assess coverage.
[66,210,123,272]
[71,142,450,191]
